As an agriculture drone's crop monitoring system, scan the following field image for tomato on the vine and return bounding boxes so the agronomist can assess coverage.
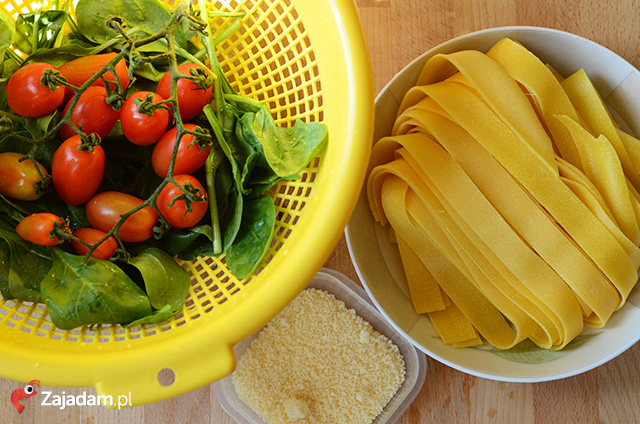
[0,152,49,201]
[86,191,159,243]
[6,62,65,118]
[58,52,130,101]
[16,213,64,246]
[121,91,170,146]
[71,227,118,260]
[52,135,105,206]
[156,63,213,121]
[152,124,211,178]
[157,174,209,229]
[59,86,121,140]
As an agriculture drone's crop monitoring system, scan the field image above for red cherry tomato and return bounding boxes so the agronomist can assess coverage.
[71,227,118,260]
[16,213,63,246]
[120,91,169,146]
[0,152,49,201]
[6,62,65,117]
[86,191,159,243]
[59,86,121,140]
[52,135,105,206]
[58,52,130,102]
[156,174,209,229]
[156,63,213,121]
[152,124,211,178]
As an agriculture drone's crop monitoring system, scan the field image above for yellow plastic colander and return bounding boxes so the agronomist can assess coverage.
[0,0,373,406]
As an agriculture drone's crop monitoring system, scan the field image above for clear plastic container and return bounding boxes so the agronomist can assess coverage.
[212,268,427,424]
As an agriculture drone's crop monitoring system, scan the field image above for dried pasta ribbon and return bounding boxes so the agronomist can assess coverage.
[485,38,585,170]
[561,69,640,191]
[415,48,558,175]
[396,236,446,314]
[396,110,619,327]
[375,168,529,349]
[368,38,640,350]
[556,114,640,245]
[421,81,639,304]
[380,136,584,349]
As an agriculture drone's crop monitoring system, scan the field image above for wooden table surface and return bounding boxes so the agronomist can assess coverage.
[3,0,640,423]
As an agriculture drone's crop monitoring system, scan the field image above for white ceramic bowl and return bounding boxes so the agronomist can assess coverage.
[345,26,640,382]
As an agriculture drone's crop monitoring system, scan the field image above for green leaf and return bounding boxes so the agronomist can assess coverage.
[100,135,163,200]
[75,0,190,49]
[225,194,275,279]
[0,246,10,300]
[154,224,215,259]
[41,248,152,330]
[124,304,175,327]
[24,41,102,67]
[23,111,59,139]
[0,9,16,47]
[15,10,70,54]
[128,247,190,313]
[483,333,600,364]
[239,107,328,178]
[0,220,52,302]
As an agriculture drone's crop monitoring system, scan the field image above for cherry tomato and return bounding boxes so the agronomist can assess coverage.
[157,174,209,229]
[120,91,169,146]
[71,227,118,260]
[59,86,121,140]
[0,152,49,201]
[16,213,63,246]
[51,135,105,206]
[58,53,130,102]
[86,191,159,243]
[152,124,211,178]
[156,63,213,121]
[6,62,65,118]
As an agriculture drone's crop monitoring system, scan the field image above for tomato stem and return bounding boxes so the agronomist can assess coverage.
[7,2,235,263]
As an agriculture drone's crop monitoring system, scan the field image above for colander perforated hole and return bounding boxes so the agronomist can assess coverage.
[157,368,176,387]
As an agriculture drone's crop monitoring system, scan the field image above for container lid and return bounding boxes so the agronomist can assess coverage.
[212,268,427,424]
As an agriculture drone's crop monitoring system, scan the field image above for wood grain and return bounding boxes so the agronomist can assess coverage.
[3,0,640,422]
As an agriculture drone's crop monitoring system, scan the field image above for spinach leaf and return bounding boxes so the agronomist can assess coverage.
[41,248,151,330]
[125,304,174,327]
[24,41,102,67]
[209,159,243,253]
[100,135,162,200]
[123,248,190,327]
[221,184,243,252]
[242,108,328,177]
[75,0,191,49]
[0,220,52,302]
[155,225,215,260]
[0,246,10,300]
[15,10,69,54]
[205,142,225,255]
[2,189,90,231]
[0,9,15,47]
[0,195,27,224]
[225,194,275,279]
[23,111,59,140]
[128,247,190,313]
[0,10,18,82]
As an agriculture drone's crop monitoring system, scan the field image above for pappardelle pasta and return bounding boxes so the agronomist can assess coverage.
[368,38,640,350]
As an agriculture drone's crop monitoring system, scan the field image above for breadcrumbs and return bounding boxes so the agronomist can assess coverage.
[232,288,406,424]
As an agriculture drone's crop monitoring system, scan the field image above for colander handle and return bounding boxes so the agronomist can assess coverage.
[93,342,236,408]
